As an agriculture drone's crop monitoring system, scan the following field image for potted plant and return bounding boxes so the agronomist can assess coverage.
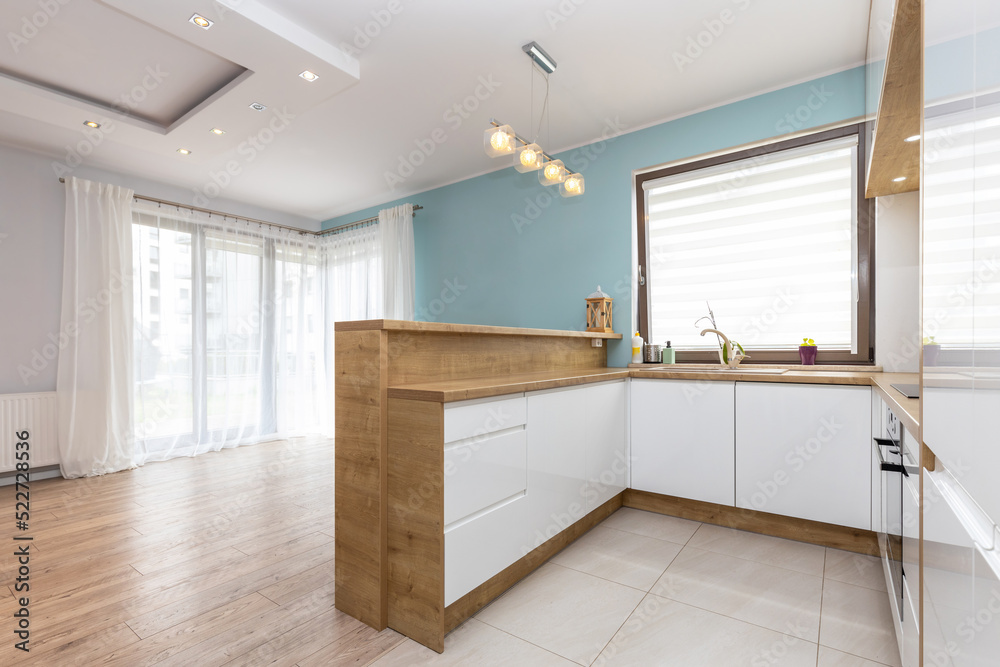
[799,338,817,365]
[923,336,941,367]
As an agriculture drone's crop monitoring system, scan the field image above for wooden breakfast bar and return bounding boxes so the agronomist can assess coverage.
[334,320,623,651]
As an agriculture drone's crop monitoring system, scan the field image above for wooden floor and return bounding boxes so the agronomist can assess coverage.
[0,437,406,665]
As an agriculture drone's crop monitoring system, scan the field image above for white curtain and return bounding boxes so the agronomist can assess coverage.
[131,202,331,462]
[379,203,415,320]
[322,222,382,321]
[57,177,136,478]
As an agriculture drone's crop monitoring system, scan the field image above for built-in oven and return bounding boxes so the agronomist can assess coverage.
[874,410,907,619]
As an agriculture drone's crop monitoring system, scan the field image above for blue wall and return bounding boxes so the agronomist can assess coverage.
[324,67,866,367]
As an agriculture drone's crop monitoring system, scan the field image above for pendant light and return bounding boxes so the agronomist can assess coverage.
[482,42,586,197]
[514,143,544,172]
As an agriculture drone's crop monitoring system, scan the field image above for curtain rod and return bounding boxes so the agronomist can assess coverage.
[57,177,422,236]
[317,205,423,237]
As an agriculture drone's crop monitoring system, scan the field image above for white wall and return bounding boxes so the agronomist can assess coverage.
[874,191,920,372]
[0,142,317,395]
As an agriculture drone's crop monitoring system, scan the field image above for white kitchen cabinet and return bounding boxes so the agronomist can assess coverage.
[525,380,627,552]
[583,380,627,511]
[443,394,529,606]
[630,379,736,506]
[444,494,529,606]
[443,381,626,605]
[736,383,871,530]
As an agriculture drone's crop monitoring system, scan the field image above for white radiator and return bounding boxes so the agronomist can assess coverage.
[0,392,59,472]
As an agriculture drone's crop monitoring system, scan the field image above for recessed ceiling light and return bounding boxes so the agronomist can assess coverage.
[904,134,920,142]
[249,102,267,112]
[210,127,225,135]
[189,14,213,29]
[893,176,907,182]
[177,148,192,155]
[83,120,101,129]
[299,70,320,82]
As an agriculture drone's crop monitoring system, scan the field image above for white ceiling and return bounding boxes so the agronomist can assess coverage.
[0,0,871,222]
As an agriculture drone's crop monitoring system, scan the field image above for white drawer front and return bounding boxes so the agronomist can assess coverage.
[444,395,526,444]
[445,429,526,526]
[445,494,528,606]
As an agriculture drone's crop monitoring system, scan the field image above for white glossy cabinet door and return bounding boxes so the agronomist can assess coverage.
[444,495,528,606]
[923,470,977,667]
[525,385,590,552]
[524,380,627,552]
[583,380,627,511]
[735,383,871,530]
[443,395,530,606]
[630,379,736,506]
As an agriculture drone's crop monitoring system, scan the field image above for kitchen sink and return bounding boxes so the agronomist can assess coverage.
[640,367,788,375]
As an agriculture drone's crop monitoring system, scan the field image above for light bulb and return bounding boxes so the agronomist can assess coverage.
[564,177,580,192]
[491,130,511,152]
[544,163,562,181]
[520,148,537,167]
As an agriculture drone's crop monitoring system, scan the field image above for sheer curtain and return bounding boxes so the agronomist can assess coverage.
[322,222,382,321]
[131,202,330,462]
[57,190,407,475]
[57,177,136,478]
[379,203,415,320]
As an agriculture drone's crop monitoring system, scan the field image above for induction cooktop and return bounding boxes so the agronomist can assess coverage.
[891,383,920,399]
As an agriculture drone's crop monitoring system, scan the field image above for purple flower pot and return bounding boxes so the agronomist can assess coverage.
[798,345,817,365]
[923,344,941,367]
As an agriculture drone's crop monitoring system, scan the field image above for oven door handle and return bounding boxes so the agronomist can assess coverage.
[874,443,909,477]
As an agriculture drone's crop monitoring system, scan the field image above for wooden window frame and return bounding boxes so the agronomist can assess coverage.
[635,123,875,365]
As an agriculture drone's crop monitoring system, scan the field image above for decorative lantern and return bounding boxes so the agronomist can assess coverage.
[586,286,613,333]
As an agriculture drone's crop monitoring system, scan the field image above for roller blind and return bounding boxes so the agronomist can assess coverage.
[644,135,859,350]
[923,106,1000,346]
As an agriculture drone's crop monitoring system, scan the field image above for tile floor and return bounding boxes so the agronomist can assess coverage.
[369,508,901,667]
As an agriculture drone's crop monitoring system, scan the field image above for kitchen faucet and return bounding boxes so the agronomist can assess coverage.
[699,328,747,368]
[694,302,747,368]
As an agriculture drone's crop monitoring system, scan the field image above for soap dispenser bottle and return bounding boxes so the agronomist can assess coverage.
[661,341,675,364]
[632,332,644,364]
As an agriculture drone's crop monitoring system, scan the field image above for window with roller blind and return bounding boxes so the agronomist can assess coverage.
[635,124,874,364]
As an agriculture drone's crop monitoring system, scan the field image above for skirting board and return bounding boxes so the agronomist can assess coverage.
[0,464,61,487]
[443,493,624,634]
[624,489,879,556]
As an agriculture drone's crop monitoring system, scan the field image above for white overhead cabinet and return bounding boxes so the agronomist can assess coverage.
[630,379,736,506]
[735,383,871,530]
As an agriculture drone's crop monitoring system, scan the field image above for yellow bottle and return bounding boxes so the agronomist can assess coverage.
[631,332,644,364]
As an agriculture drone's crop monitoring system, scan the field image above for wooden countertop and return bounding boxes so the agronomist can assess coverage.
[870,372,920,435]
[388,365,922,434]
[389,368,630,402]
[629,368,875,385]
[335,319,622,339]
